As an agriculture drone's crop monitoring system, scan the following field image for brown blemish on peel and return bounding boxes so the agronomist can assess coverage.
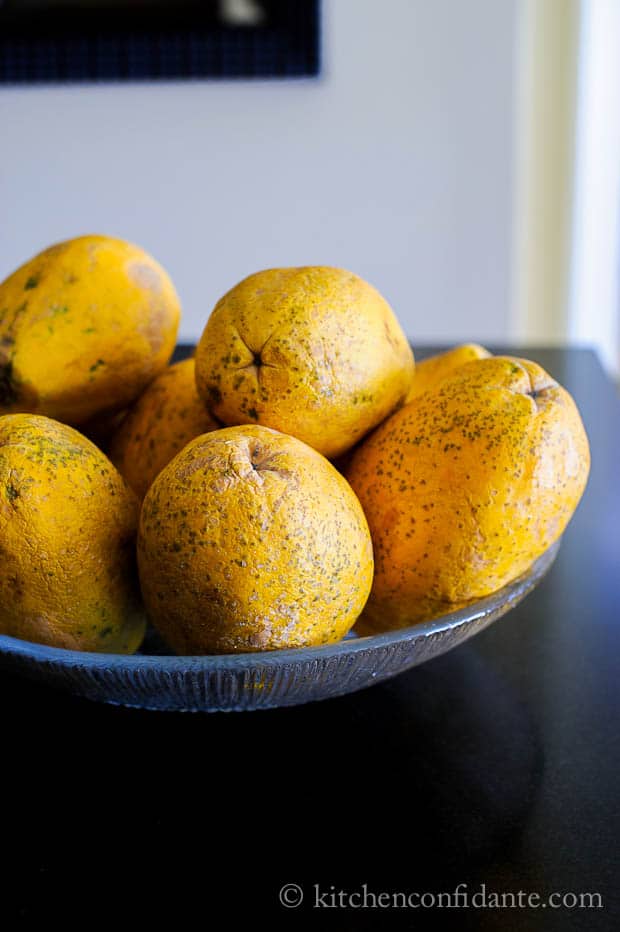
[128,261,170,354]
[127,262,163,293]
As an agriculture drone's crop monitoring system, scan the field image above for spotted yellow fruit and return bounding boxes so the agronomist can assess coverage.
[138,424,374,653]
[0,414,145,652]
[406,343,491,402]
[0,235,181,425]
[109,358,220,500]
[346,356,590,630]
[195,267,415,458]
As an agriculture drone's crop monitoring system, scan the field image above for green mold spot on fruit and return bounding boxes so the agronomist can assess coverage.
[50,305,69,317]
[24,276,38,290]
[5,482,19,502]
[89,359,105,373]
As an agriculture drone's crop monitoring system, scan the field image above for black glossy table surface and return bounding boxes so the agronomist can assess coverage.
[1,347,619,929]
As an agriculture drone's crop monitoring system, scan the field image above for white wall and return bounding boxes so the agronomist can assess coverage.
[0,0,517,346]
[568,0,620,376]
[510,0,620,376]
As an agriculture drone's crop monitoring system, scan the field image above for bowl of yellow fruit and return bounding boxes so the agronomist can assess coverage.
[0,237,589,711]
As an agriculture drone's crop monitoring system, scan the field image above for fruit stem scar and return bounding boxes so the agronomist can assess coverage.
[527,387,552,411]
[224,443,265,484]
[249,441,267,469]
[230,328,278,372]
[526,381,555,408]
[240,352,277,374]
[247,442,290,481]
[508,360,556,406]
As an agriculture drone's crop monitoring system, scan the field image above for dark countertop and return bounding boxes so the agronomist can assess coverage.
[1,346,618,929]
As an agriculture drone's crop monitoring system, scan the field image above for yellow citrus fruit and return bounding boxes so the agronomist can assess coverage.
[346,356,590,630]
[109,358,219,500]
[0,235,180,425]
[406,343,490,402]
[0,414,144,652]
[138,424,374,653]
[195,267,415,458]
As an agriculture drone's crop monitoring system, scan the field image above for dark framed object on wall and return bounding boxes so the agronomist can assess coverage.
[0,0,320,84]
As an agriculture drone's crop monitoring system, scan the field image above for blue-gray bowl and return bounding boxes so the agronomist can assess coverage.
[0,541,559,712]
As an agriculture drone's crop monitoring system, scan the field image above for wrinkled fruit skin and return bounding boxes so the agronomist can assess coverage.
[0,235,181,424]
[109,358,220,500]
[0,414,145,652]
[346,357,590,631]
[406,343,490,402]
[138,424,374,654]
[194,267,415,458]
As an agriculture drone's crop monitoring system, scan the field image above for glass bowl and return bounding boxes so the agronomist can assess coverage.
[0,541,559,712]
